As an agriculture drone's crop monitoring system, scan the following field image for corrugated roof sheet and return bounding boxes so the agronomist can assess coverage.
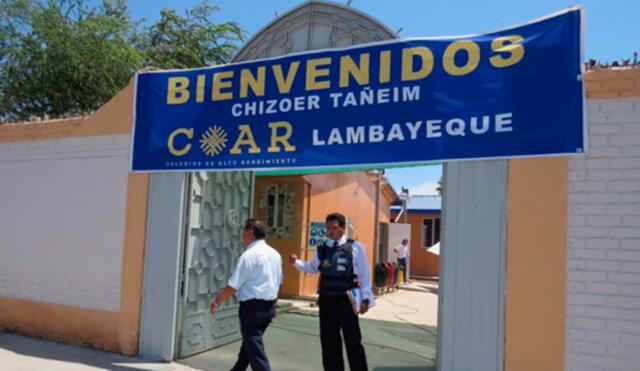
[391,195,441,212]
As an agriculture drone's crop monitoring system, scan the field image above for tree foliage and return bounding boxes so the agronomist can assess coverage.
[137,3,242,70]
[0,0,243,122]
[436,177,443,196]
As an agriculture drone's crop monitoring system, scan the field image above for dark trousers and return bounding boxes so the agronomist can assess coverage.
[318,295,368,371]
[231,299,276,371]
[398,257,407,282]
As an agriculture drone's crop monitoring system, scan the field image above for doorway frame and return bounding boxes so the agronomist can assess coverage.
[437,160,507,371]
[139,173,189,361]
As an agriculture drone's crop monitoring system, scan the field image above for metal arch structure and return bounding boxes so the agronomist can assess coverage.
[232,0,398,63]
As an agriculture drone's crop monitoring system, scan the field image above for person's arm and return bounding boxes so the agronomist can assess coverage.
[273,256,284,318]
[272,285,282,318]
[289,249,320,274]
[211,253,251,315]
[210,285,237,315]
[354,242,375,314]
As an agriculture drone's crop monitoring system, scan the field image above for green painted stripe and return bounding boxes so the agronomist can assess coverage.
[256,161,441,176]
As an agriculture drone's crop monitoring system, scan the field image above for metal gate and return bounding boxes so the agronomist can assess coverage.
[177,171,253,358]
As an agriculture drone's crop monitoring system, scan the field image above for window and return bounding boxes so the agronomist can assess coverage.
[259,183,295,238]
[266,192,286,228]
[423,217,441,247]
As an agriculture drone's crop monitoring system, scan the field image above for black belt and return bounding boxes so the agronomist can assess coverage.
[240,298,276,303]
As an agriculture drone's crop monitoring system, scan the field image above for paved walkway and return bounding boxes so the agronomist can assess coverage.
[176,285,438,371]
[0,332,194,371]
[0,285,438,370]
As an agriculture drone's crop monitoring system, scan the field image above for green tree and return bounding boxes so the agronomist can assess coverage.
[0,0,143,121]
[0,0,243,122]
[137,2,243,70]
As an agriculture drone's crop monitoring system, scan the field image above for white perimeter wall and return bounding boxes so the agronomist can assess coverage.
[0,134,130,312]
[566,97,640,370]
[387,223,410,258]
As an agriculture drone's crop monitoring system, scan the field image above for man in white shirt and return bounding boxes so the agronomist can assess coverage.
[393,238,410,283]
[210,219,283,371]
[289,213,374,371]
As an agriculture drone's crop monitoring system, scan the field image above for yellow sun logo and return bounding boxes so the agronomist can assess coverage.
[200,126,228,156]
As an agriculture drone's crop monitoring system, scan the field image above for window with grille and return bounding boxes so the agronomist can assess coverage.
[267,192,286,228]
[258,183,295,238]
[422,218,441,247]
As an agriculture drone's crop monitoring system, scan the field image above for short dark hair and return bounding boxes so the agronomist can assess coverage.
[244,218,266,239]
[402,238,409,243]
[325,213,346,228]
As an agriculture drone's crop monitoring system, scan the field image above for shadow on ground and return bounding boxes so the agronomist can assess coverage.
[179,311,436,371]
[416,284,439,295]
[0,331,157,371]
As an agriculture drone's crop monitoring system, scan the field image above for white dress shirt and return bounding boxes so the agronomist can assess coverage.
[394,244,409,259]
[293,235,375,307]
[228,239,283,301]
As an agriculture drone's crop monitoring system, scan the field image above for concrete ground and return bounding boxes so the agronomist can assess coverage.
[180,281,438,371]
[0,333,195,371]
[0,282,438,370]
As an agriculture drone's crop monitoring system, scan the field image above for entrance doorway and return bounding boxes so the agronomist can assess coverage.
[139,161,508,370]
[176,171,254,358]
[177,165,442,370]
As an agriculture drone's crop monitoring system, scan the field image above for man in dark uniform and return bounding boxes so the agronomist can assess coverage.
[289,213,374,371]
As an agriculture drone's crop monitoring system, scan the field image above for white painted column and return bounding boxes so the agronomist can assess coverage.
[139,173,188,361]
[437,160,507,371]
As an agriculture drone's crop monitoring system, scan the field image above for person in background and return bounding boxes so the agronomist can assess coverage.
[289,212,373,371]
[393,238,410,283]
[210,219,283,371]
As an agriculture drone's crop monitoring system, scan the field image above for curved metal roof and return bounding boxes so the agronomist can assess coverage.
[232,0,398,63]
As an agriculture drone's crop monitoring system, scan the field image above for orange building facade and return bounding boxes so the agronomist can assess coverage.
[403,212,440,277]
[391,196,441,277]
[254,172,396,297]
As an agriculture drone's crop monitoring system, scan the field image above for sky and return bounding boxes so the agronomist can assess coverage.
[126,0,638,195]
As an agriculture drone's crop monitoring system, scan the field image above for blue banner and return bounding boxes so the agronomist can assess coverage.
[131,7,585,172]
